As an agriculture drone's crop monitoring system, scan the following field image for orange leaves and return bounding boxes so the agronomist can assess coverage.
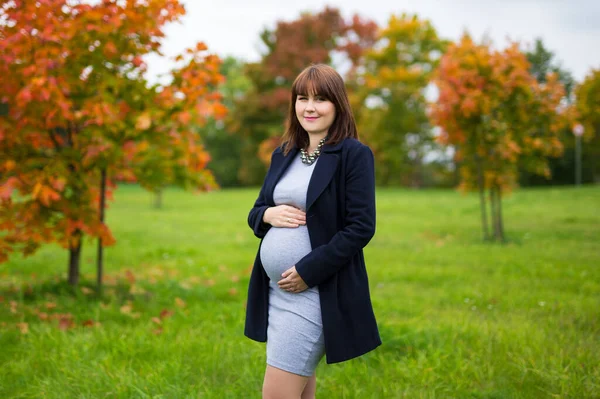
[1,0,226,267]
[0,177,20,200]
[431,34,570,192]
[32,183,60,207]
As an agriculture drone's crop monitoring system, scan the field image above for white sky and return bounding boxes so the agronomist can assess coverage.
[145,0,600,84]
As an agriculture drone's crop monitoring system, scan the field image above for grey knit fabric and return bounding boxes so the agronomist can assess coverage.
[260,154,324,376]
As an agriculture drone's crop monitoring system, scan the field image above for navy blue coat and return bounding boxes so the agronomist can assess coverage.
[244,138,381,364]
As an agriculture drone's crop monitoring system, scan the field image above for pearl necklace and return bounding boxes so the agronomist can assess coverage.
[300,137,326,165]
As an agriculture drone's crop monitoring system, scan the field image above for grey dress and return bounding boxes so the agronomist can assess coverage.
[259,154,325,376]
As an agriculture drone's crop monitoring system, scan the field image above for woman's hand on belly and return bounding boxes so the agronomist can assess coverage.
[278,266,308,293]
[263,205,306,228]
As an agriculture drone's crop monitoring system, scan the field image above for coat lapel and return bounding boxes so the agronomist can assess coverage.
[306,143,341,211]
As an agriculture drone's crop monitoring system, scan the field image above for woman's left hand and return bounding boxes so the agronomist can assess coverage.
[278,266,308,293]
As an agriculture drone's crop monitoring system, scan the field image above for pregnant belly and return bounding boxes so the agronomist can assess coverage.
[260,225,312,282]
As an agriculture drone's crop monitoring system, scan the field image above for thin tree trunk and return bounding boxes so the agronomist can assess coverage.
[475,155,490,241]
[154,189,162,209]
[97,167,107,294]
[496,185,505,242]
[489,186,498,241]
[68,232,82,286]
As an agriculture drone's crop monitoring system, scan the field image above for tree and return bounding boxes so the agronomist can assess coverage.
[574,68,600,183]
[526,38,575,96]
[0,0,225,285]
[228,7,377,185]
[352,13,448,186]
[198,57,251,187]
[430,34,571,242]
[520,38,579,186]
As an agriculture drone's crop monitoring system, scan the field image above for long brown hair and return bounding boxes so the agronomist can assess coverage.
[281,64,358,155]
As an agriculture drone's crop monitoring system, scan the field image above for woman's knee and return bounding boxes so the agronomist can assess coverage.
[263,365,307,399]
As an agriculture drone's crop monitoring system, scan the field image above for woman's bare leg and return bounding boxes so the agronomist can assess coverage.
[300,374,316,399]
[263,365,309,399]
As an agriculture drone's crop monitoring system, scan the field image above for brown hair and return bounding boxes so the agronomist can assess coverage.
[281,64,358,155]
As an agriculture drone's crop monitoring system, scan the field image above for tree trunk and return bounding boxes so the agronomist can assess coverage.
[97,167,107,294]
[154,189,162,209]
[68,232,82,286]
[475,155,490,241]
[496,185,505,242]
[489,186,498,241]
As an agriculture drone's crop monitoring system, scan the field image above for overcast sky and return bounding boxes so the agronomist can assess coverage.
[145,0,600,83]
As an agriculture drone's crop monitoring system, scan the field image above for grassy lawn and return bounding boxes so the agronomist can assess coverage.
[1,185,599,398]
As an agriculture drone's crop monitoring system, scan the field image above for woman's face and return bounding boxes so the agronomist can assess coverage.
[295,93,336,136]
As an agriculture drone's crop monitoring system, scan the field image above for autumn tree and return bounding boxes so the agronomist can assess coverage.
[196,57,251,187]
[520,38,578,186]
[228,7,377,185]
[352,13,448,186]
[0,0,225,286]
[574,68,600,182]
[430,34,571,242]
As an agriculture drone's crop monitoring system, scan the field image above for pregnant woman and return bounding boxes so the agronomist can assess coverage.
[245,64,381,399]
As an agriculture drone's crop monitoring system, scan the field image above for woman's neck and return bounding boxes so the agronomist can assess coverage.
[306,132,328,153]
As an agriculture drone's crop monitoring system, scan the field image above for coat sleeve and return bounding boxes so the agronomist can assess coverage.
[295,143,376,287]
[247,152,275,239]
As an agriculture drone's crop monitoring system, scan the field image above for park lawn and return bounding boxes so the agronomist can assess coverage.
[0,185,598,398]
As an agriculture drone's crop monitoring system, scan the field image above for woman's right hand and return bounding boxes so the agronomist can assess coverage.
[263,205,306,228]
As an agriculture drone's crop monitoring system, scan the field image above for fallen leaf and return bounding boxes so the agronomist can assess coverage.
[152,327,163,335]
[129,284,146,295]
[45,302,57,310]
[58,317,74,331]
[125,270,136,284]
[187,276,202,285]
[159,309,174,319]
[120,304,133,314]
[81,287,94,295]
[175,297,186,308]
[151,317,161,325]
[82,319,95,327]
[230,275,240,283]
[37,312,49,321]
[228,288,238,296]
[17,322,29,334]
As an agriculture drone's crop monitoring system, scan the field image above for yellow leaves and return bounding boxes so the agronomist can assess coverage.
[135,113,152,130]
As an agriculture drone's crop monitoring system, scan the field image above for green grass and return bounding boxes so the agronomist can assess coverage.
[1,185,599,398]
